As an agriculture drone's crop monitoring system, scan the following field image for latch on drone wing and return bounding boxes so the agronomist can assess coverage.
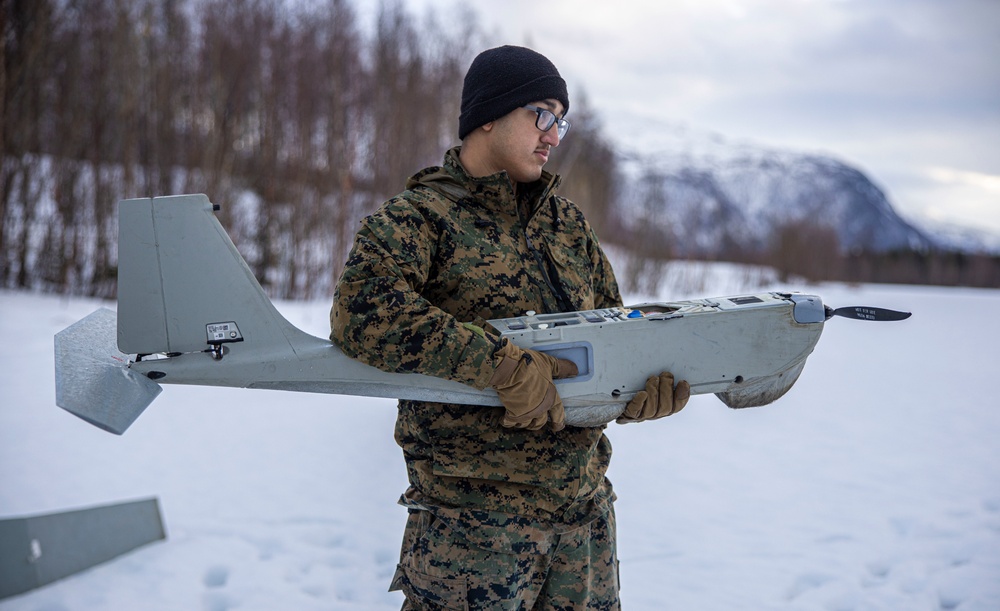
[205,321,243,359]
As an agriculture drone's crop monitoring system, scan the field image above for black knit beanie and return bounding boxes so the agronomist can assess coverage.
[458,45,569,140]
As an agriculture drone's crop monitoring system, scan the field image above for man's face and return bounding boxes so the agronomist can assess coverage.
[484,99,565,183]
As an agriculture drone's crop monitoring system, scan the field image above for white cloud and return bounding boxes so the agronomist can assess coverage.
[928,167,1000,194]
[895,167,1000,233]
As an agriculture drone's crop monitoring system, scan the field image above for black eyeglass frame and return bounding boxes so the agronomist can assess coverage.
[522,105,571,139]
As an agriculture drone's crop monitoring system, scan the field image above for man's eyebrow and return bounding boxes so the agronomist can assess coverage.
[536,99,565,115]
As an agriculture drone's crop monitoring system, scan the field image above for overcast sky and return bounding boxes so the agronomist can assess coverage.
[399,0,1000,235]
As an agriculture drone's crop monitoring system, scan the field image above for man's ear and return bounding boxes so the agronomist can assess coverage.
[481,121,495,132]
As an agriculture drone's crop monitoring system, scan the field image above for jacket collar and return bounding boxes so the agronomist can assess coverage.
[407,147,561,217]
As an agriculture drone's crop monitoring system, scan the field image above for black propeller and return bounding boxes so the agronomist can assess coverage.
[825,306,912,321]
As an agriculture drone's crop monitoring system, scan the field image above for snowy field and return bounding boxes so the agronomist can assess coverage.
[1,268,999,610]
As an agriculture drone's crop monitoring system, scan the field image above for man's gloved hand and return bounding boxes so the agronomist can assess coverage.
[617,372,690,424]
[488,340,578,432]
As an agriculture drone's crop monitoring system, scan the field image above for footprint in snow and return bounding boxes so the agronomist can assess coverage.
[203,564,230,588]
[861,560,892,587]
[784,572,834,601]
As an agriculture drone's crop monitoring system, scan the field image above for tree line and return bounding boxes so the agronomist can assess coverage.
[754,220,1000,288]
[1,0,619,298]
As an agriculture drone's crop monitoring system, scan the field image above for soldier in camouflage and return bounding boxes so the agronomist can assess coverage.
[331,45,689,610]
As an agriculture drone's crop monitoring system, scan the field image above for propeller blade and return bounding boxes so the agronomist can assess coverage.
[828,306,912,321]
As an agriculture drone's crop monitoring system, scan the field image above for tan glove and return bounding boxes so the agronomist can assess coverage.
[616,371,691,424]
[489,340,578,432]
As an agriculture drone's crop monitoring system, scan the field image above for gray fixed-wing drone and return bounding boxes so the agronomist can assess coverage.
[54,194,910,434]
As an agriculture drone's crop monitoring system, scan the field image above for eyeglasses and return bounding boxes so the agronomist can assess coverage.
[523,105,571,139]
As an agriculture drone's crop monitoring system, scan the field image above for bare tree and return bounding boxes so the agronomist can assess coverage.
[0,0,635,298]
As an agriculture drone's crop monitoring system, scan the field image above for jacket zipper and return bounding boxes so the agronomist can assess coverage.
[520,204,572,313]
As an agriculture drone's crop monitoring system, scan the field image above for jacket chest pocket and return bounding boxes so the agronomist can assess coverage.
[542,239,596,312]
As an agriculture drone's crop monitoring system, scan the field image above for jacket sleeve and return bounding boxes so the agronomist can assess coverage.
[330,198,498,390]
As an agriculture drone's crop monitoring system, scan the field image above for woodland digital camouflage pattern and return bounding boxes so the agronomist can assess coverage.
[331,147,623,608]
[392,506,619,610]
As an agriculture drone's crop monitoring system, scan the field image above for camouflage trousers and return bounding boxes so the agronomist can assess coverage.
[390,507,620,610]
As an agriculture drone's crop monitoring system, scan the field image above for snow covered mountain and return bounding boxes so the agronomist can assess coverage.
[615,127,942,256]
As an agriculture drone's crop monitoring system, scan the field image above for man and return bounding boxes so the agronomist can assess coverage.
[331,45,689,610]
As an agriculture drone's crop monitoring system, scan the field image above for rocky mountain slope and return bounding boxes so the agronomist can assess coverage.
[615,129,943,256]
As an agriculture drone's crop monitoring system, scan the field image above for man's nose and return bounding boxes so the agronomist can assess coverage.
[541,126,560,147]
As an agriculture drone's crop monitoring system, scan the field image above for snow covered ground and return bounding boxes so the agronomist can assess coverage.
[2,269,999,610]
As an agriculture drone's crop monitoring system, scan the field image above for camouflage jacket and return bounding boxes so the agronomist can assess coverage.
[331,147,623,531]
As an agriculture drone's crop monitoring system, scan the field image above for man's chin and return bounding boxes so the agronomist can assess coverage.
[511,165,545,184]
